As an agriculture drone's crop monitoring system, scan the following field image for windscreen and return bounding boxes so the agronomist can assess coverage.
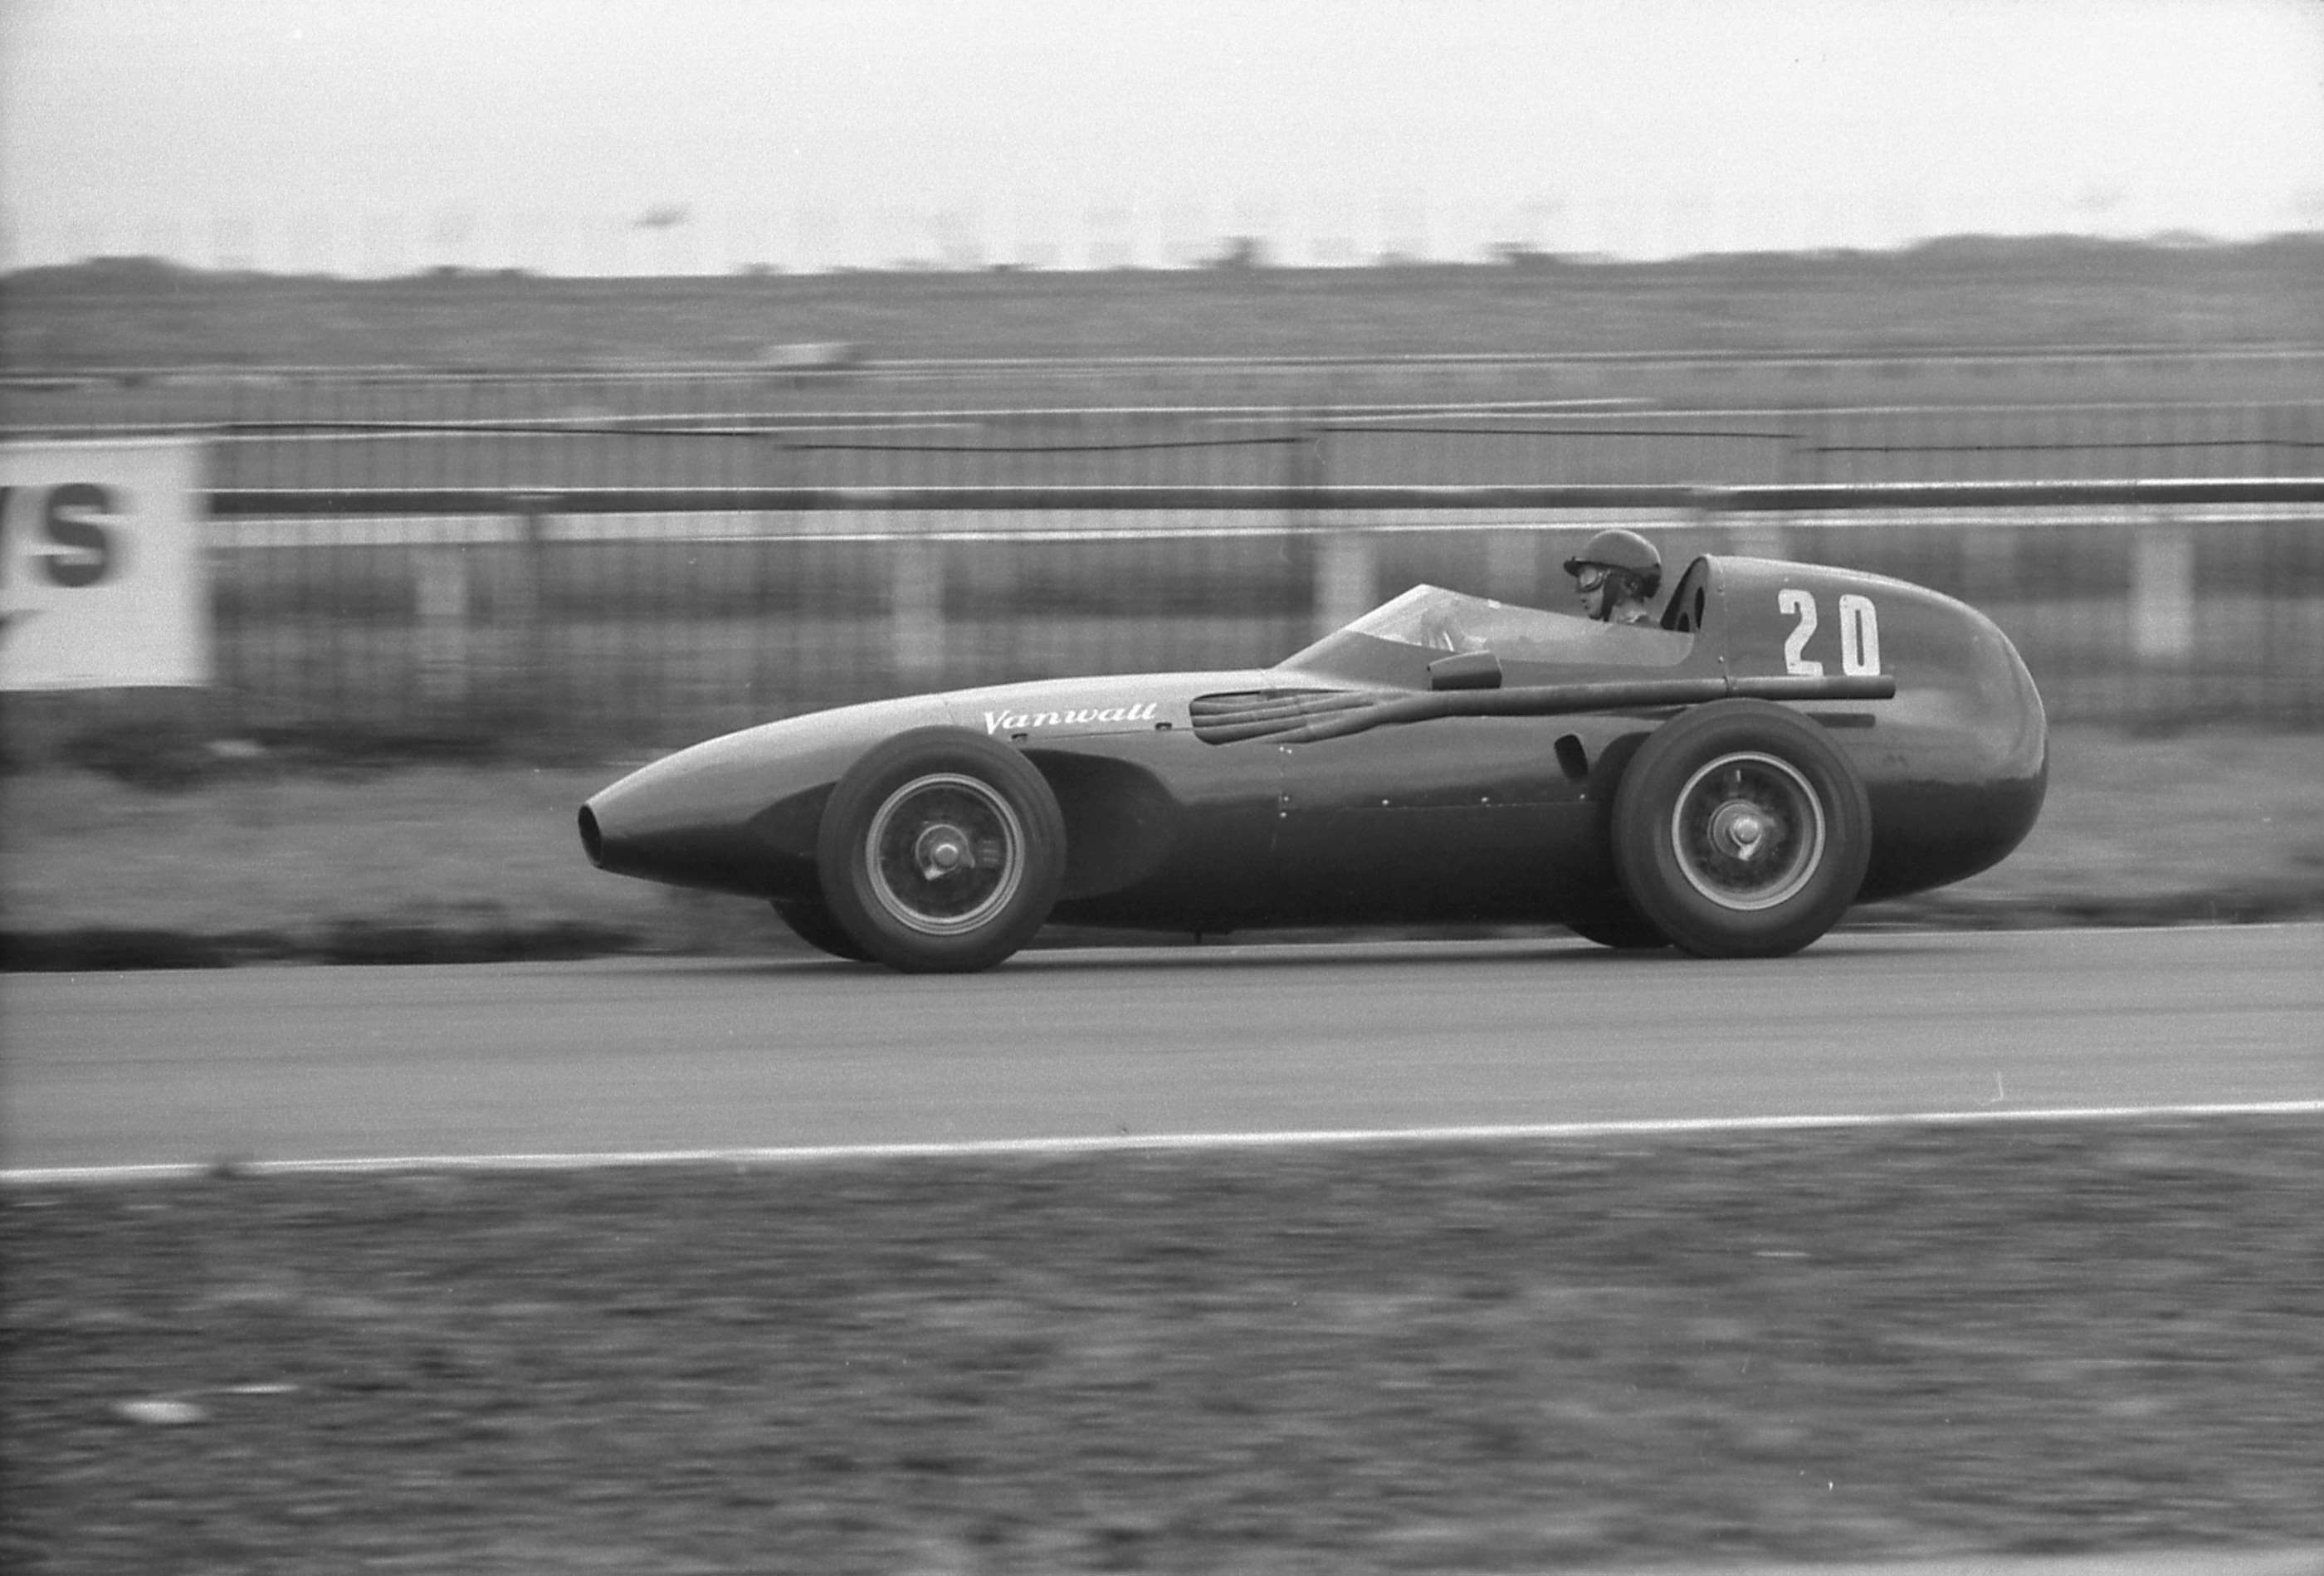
[1335,584,1691,666]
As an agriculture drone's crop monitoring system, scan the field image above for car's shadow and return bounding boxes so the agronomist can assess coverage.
[656,927,1961,980]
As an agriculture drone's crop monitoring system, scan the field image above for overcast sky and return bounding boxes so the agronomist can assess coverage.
[5,0,2320,274]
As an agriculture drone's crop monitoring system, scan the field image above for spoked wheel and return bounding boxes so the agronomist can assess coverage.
[1612,700,1871,959]
[863,773,1029,934]
[816,728,1066,973]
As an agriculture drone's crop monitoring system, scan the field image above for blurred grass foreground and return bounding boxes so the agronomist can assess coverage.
[6,724,2320,969]
[7,1120,2322,1570]
[3,239,2321,960]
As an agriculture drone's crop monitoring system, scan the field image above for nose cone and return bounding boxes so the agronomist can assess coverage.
[579,695,952,896]
[580,743,795,896]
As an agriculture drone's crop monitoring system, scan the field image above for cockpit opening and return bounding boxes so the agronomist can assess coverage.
[1314,582,1698,670]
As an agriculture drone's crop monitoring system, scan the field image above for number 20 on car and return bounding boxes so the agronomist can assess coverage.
[1778,588,1882,677]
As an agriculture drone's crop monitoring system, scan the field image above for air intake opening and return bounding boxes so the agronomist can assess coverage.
[578,805,603,865]
[1555,734,1590,782]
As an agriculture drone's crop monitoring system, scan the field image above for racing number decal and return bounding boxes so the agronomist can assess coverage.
[1780,589,1882,677]
[1836,593,1881,676]
[1778,588,1821,676]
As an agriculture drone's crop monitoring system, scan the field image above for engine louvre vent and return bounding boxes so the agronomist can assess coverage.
[1190,689,1374,744]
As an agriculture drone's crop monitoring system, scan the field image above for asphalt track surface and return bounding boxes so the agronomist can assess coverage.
[7,924,2321,1178]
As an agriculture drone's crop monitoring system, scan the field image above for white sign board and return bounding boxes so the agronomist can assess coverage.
[1,438,212,689]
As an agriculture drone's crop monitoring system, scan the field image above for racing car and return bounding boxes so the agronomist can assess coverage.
[580,551,2046,971]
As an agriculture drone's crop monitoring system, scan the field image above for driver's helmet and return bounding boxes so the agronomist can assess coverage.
[1562,528,1662,598]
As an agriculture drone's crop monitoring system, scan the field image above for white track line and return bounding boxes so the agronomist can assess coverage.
[7,1100,2321,1186]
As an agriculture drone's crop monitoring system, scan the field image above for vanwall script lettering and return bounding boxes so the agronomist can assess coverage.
[984,702,1160,734]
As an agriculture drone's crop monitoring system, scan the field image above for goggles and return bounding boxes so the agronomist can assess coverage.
[1575,565,1614,592]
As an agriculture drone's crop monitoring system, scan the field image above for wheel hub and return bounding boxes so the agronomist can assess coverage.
[915,823,973,879]
[1710,802,1771,861]
[1667,751,1827,913]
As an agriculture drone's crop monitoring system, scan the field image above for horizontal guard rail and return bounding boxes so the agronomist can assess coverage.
[12,343,2324,383]
[1198,673,1898,745]
[204,478,2324,519]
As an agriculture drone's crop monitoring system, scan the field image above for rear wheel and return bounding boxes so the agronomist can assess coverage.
[816,728,1066,973]
[1611,700,1870,959]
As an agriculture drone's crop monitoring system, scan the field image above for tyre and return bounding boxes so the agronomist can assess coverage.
[1610,700,1871,959]
[815,728,1067,973]
[1563,903,1669,951]
[769,895,874,963]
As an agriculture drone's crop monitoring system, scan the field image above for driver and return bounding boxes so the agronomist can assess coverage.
[1564,528,1662,626]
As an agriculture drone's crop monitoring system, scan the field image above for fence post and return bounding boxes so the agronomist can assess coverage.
[1293,416,1373,634]
[1960,515,2017,601]
[1745,407,1812,564]
[1314,532,1377,637]
[891,529,945,685]
[511,499,549,726]
[414,525,471,706]
[1486,528,1536,603]
[2129,505,2196,722]
[2130,509,2196,664]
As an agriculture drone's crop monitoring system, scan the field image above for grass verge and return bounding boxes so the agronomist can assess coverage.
[6,1118,2320,1574]
[4,723,2321,969]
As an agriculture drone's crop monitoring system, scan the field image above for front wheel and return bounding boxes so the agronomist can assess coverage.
[1562,904,1669,951]
[1611,700,1871,959]
[816,728,1066,973]
[770,895,874,963]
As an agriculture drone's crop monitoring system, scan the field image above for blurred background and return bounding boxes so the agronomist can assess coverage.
[7,253,2321,752]
[2,0,2321,953]
[6,0,2320,760]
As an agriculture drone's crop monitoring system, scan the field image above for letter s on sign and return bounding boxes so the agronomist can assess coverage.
[41,484,120,588]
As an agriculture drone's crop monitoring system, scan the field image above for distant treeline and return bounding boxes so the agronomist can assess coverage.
[5,233,2321,371]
